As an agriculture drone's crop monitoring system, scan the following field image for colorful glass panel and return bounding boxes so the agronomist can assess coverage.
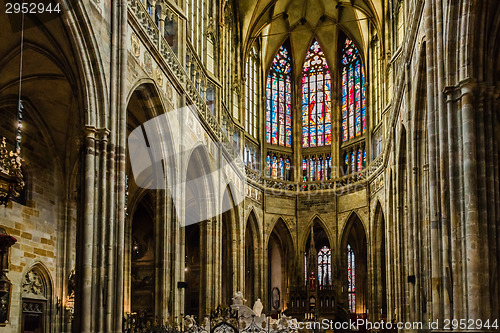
[279,157,285,180]
[341,38,366,142]
[357,149,362,172]
[266,154,271,176]
[266,45,292,147]
[310,157,315,181]
[347,244,355,313]
[351,152,356,174]
[302,40,331,148]
[301,155,332,181]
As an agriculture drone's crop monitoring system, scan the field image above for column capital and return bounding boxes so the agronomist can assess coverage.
[444,77,477,102]
[84,125,97,138]
[458,77,477,96]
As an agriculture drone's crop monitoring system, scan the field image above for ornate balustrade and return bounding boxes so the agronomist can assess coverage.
[123,305,298,333]
[128,0,160,45]
[244,152,386,195]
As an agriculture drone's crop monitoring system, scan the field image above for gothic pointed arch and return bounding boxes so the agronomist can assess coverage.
[372,201,387,319]
[185,144,215,226]
[300,215,333,253]
[304,217,333,289]
[129,193,156,320]
[184,144,215,317]
[21,262,53,333]
[267,217,294,313]
[221,186,237,306]
[126,81,177,190]
[340,33,367,175]
[245,209,261,305]
[265,42,292,147]
[341,212,367,314]
[301,39,332,148]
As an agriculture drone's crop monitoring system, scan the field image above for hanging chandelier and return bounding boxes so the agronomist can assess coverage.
[0,12,25,206]
[0,139,24,206]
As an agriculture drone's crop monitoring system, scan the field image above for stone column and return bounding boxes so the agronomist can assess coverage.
[460,78,482,320]
[424,0,442,322]
[444,84,464,320]
[77,127,96,333]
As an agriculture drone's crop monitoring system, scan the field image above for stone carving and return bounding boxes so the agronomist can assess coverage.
[131,33,140,57]
[156,67,163,87]
[144,52,153,75]
[22,269,44,296]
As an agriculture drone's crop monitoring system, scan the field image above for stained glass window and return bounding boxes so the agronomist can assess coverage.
[266,154,271,176]
[271,156,278,178]
[302,155,331,181]
[304,252,307,285]
[266,153,292,181]
[302,40,331,148]
[347,244,355,313]
[266,45,292,147]
[341,38,365,142]
[344,148,366,175]
[318,246,332,287]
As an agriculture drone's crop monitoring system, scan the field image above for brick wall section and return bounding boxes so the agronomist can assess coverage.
[0,107,71,332]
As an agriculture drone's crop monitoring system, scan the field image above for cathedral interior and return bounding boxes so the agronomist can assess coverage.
[0,0,499,332]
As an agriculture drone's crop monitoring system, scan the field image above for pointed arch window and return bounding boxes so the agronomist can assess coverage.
[341,38,365,142]
[245,47,259,138]
[318,246,332,287]
[302,40,331,148]
[347,244,356,313]
[266,45,292,147]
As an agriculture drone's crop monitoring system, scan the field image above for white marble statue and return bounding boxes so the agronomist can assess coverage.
[252,298,263,316]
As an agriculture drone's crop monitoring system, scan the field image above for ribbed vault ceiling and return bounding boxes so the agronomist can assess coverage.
[238,0,383,71]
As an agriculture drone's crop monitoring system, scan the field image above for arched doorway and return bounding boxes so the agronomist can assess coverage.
[221,188,235,306]
[373,202,387,320]
[341,213,367,317]
[268,218,294,314]
[130,196,155,321]
[245,211,259,305]
[184,223,201,316]
[184,146,213,317]
[21,264,52,333]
